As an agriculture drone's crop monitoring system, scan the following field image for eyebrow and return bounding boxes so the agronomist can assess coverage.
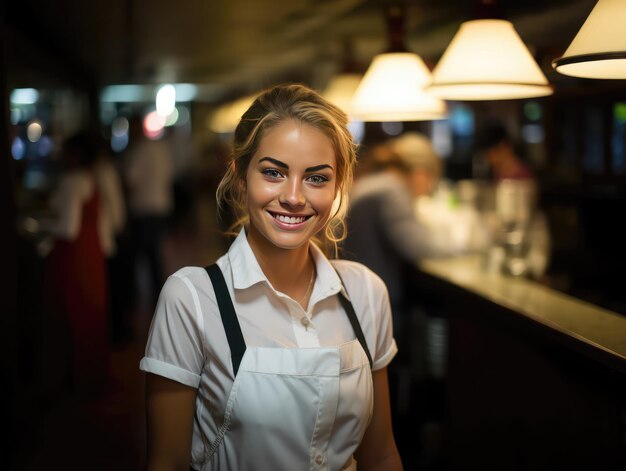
[258,156,334,173]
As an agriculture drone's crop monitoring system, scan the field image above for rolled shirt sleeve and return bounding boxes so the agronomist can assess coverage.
[140,274,206,388]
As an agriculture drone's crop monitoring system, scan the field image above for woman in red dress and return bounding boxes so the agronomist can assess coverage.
[43,132,109,397]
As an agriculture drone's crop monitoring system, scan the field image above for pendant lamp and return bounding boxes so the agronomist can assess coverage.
[322,40,362,115]
[552,0,626,79]
[350,4,447,122]
[322,73,362,115]
[427,16,553,100]
[208,93,257,134]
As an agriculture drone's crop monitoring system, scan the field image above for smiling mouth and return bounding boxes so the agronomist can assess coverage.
[267,211,313,225]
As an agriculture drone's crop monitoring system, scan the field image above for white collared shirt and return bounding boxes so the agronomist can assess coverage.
[140,229,397,448]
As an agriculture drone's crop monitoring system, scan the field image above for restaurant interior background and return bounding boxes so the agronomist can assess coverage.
[2,0,626,469]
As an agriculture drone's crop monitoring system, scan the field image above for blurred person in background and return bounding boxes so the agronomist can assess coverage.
[124,115,174,310]
[93,135,130,345]
[343,131,453,333]
[42,131,110,398]
[475,120,533,181]
[343,132,457,468]
[474,121,551,281]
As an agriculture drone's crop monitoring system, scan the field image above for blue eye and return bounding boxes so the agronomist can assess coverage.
[307,174,329,185]
[262,168,283,179]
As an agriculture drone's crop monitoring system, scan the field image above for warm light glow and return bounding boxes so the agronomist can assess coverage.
[351,52,447,122]
[322,73,362,115]
[208,94,257,133]
[428,19,553,100]
[553,0,626,79]
[27,121,43,142]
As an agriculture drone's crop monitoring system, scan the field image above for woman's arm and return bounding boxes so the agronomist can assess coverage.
[355,367,403,471]
[145,373,197,471]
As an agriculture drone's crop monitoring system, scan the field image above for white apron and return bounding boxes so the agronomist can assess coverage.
[192,265,374,471]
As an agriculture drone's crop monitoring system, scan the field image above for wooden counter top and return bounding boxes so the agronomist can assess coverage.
[417,255,626,373]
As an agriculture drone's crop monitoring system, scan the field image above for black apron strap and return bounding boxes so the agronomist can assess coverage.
[206,263,372,372]
[205,264,246,377]
[335,272,374,370]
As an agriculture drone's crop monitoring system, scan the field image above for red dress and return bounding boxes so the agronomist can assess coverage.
[43,182,109,395]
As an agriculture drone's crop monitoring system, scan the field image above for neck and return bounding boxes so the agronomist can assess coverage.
[246,225,313,294]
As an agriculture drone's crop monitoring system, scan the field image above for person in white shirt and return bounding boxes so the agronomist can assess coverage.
[344,133,451,331]
[124,117,174,307]
[140,84,403,470]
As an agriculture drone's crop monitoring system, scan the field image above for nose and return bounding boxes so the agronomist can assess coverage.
[280,177,306,208]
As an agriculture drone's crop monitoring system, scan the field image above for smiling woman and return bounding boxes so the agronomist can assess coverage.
[140,84,404,471]
[245,120,337,254]
[217,83,357,257]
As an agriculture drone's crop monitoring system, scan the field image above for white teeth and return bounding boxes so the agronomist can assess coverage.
[275,214,307,224]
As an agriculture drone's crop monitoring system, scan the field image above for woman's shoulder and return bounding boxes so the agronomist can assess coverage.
[160,266,212,297]
[161,258,231,299]
[169,265,211,279]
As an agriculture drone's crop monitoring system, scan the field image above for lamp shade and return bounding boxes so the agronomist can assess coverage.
[553,0,626,79]
[350,52,447,122]
[322,73,362,115]
[427,19,553,100]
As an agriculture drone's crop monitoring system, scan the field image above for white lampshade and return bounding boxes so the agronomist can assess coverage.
[350,52,447,122]
[427,19,553,100]
[553,0,626,79]
[322,73,362,115]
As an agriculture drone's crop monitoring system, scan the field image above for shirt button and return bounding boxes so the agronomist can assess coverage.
[301,316,312,328]
[315,454,324,465]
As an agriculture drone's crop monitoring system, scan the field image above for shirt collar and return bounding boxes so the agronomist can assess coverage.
[227,228,346,301]
[228,229,268,290]
[309,240,346,301]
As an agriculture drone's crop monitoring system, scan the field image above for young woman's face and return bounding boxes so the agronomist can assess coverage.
[245,119,337,251]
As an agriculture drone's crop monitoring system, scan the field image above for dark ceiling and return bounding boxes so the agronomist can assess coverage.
[5,0,598,102]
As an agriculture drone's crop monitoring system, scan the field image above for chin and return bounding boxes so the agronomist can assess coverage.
[264,230,315,251]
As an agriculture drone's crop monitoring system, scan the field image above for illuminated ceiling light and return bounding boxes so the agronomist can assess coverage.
[350,4,447,122]
[11,88,39,105]
[101,85,148,103]
[101,84,197,104]
[174,83,198,102]
[322,73,362,116]
[552,0,626,79]
[27,121,43,142]
[322,40,362,116]
[156,84,176,116]
[428,19,553,100]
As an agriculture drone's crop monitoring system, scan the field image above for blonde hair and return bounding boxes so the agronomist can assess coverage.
[390,132,442,180]
[216,83,357,257]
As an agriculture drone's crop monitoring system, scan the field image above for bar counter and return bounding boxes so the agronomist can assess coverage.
[419,254,626,373]
[407,255,626,469]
